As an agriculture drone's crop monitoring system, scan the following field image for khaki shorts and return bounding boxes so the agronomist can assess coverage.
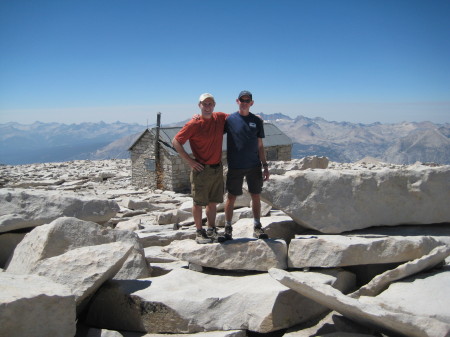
[190,163,224,206]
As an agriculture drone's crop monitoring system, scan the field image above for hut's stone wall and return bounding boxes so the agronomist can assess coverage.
[130,130,192,192]
[265,144,292,161]
[167,156,191,193]
[130,131,157,189]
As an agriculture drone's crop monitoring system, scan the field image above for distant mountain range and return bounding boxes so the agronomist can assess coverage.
[0,121,146,165]
[258,113,450,164]
[1,115,449,165]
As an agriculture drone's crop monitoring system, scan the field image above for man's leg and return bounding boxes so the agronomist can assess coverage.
[250,193,261,223]
[206,202,217,227]
[225,193,237,224]
[206,202,220,241]
[224,168,244,241]
[193,204,212,244]
[247,166,269,239]
[191,168,213,243]
[222,193,237,240]
[193,204,203,230]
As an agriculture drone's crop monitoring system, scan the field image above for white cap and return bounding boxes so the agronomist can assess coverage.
[199,93,215,102]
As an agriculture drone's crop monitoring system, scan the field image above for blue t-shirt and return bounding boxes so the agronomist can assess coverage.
[225,112,265,169]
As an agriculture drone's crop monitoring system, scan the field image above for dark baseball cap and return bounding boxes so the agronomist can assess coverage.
[238,90,252,100]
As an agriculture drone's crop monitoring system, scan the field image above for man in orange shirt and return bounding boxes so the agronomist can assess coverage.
[172,93,227,244]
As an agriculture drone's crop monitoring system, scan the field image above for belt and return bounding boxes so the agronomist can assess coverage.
[204,162,221,168]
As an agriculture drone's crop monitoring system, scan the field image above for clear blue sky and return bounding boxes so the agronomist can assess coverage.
[1,0,449,125]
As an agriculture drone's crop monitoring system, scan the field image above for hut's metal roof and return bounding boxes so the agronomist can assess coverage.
[128,123,291,156]
[262,123,292,147]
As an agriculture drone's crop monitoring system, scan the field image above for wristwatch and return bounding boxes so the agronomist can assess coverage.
[262,163,268,168]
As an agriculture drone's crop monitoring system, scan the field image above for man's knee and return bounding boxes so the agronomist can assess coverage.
[250,193,260,200]
[227,193,237,201]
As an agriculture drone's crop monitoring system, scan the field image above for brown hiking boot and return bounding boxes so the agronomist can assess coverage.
[253,224,269,239]
[206,227,220,243]
[196,228,213,244]
[219,225,233,242]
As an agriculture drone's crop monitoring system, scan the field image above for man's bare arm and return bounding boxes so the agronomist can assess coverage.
[258,138,270,181]
[172,138,204,172]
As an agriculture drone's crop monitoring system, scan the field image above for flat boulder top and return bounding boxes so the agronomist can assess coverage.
[261,164,450,233]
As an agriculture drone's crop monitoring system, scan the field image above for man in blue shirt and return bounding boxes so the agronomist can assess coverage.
[224,90,270,240]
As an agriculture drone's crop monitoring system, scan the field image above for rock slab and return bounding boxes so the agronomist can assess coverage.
[269,268,450,337]
[0,273,76,337]
[86,267,355,334]
[6,217,150,279]
[262,165,450,233]
[360,266,450,325]
[30,242,134,314]
[162,238,287,271]
[0,188,120,233]
[288,234,444,268]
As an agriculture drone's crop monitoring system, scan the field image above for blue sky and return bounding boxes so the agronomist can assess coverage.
[1,0,449,125]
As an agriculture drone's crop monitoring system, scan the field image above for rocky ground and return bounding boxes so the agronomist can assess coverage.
[1,157,449,337]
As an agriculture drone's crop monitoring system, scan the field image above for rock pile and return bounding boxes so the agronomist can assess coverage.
[0,157,449,337]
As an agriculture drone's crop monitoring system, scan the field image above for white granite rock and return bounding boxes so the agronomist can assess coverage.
[121,197,155,210]
[155,208,193,225]
[0,188,120,233]
[86,267,355,333]
[269,268,450,337]
[360,266,450,324]
[86,328,247,336]
[115,220,142,231]
[137,227,196,247]
[31,242,133,314]
[162,238,287,271]
[288,234,444,268]
[9,178,66,188]
[352,244,450,298]
[154,209,176,225]
[144,246,180,263]
[113,213,158,230]
[282,311,378,337]
[262,165,450,233]
[6,217,150,279]
[0,273,76,337]
[269,156,329,175]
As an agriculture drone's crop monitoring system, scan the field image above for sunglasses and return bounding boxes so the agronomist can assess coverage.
[239,98,252,103]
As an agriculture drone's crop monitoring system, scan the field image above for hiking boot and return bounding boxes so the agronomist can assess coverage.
[218,225,233,242]
[196,228,213,244]
[253,224,269,239]
[206,226,219,243]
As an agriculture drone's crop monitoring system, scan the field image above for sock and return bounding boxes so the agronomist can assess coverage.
[254,219,261,228]
[225,221,232,227]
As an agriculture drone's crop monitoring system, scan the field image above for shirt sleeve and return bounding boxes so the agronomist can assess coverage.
[256,116,265,138]
[174,120,196,145]
[216,112,229,122]
[217,112,228,133]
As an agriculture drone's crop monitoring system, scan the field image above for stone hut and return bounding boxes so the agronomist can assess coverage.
[128,123,292,193]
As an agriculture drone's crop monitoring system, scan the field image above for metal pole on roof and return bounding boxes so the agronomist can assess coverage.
[155,112,162,189]
[155,112,161,159]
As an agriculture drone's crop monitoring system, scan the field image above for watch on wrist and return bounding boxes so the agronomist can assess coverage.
[262,163,268,168]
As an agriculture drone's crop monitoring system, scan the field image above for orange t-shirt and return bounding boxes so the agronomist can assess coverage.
[175,112,227,165]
